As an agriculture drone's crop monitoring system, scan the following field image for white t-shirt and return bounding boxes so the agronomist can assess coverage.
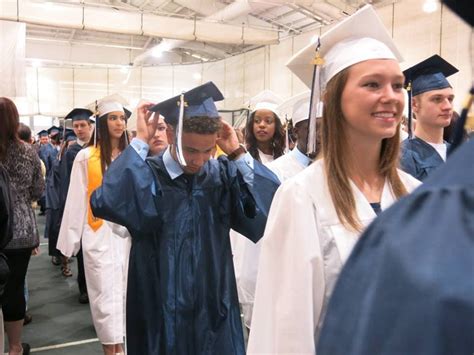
[428,142,447,161]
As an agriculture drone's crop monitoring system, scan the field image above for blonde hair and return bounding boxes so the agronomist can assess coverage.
[321,67,408,232]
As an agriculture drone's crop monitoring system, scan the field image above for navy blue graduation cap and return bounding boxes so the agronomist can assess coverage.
[150,81,224,166]
[403,55,458,97]
[47,125,61,136]
[64,129,77,142]
[403,55,458,138]
[37,129,48,137]
[65,108,94,122]
[150,81,224,126]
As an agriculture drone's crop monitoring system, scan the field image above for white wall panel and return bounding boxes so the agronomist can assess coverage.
[243,47,265,104]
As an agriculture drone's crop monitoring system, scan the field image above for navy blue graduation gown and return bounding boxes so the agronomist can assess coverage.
[91,146,280,355]
[59,143,82,209]
[400,137,449,181]
[317,138,474,355]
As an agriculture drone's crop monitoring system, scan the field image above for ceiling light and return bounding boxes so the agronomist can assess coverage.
[310,35,319,44]
[193,73,202,80]
[120,66,129,74]
[423,0,438,13]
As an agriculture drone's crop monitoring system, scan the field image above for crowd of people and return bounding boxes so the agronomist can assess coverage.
[0,4,472,355]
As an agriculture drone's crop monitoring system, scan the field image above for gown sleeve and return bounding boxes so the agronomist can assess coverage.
[57,151,88,257]
[224,156,280,243]
[247,178,325,355]
[90,145,158,233]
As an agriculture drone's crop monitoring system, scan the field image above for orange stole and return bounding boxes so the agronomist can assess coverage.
[87,147,103,231]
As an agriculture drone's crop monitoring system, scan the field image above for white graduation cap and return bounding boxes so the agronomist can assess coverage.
[287,5,403,90]
[277,91,311,126]
[86,93,130,118]
[86,93,131,145]
[249,90,283,119]
[286,4,403,155]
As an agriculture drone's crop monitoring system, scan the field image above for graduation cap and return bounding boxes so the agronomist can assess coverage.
[64,129,77,142]
[86,93,131,145]
[86,94,132,119]
[249,90,283,119]
[286,4,402,156]
[37,129,48,138]
[47,125,61,136]
[403,55,458,138]
[442,0,474,26]
[65,108,94,122]
[150,81,224,166]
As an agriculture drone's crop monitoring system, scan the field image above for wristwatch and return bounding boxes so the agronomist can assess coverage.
[227,144,247,161]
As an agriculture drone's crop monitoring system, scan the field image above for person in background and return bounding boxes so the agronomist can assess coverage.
[244,90,286,164]
[248,6,420,354]
[0,97,44,355]
[148,114,168,156]
[57,96,131,355]
[58,108,94,303]
[400,55,457,181]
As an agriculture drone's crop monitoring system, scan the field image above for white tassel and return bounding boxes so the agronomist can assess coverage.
[176,94,187,166]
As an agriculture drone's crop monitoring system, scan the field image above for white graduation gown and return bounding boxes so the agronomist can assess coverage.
[230,149,276,326]
[236,148,311,328]
[247,159,420,354]
[57,147,131,345]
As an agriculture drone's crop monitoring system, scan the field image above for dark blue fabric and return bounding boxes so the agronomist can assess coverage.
[91,146,280,355]
[369,202,382,216]
[411,72,451,96]
[38,144,57,173]
[317,138,474,355]
[400,137,449,181]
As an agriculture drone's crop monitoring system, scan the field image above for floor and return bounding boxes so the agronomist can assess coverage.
[15,211,103,354]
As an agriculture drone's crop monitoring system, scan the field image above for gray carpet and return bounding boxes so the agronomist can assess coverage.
[17,211,103,354]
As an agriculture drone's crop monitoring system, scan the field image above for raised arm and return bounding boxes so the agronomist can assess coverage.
[90,101,160,233]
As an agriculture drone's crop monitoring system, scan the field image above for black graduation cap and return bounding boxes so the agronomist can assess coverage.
[150,81,224,126]
[37,129,48,137]
[65,108,94,122]
[403,54,458,97]
[47,125,61,136]
[442,0,474,26]
[403,55,458,138]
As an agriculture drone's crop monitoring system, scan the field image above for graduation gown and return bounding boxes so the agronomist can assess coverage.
[235,147,311,328]
[90,145,280,355]
[400,137,449,181]
[317,138,474,355]
[57,147,131,344]
[44,154,63,255]
[247,159,420,355]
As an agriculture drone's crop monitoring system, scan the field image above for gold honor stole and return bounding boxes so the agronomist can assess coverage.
[87,147,103,231]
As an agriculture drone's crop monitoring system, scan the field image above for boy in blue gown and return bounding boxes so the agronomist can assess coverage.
[400,55,458,181]
[91,82,280,355]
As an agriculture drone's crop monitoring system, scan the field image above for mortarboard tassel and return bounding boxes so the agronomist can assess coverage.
[407,82,413,139]
[93,100,98,147]
[307,39,324,156]
[284,114,290,154]
[176,94,187,166]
